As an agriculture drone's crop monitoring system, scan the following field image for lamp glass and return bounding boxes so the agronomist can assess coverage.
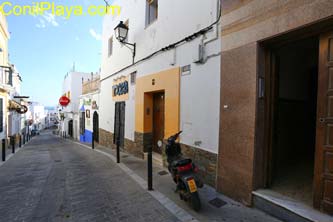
[114,21,128,42]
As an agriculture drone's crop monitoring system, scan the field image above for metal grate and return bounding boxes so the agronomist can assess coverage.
[158,170,168,176]
[208,197,227,208]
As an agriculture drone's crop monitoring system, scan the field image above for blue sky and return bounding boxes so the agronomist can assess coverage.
[5,0,109,106]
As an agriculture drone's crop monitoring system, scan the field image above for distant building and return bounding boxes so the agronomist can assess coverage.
[79,72,100,143]
[26,102,46,131]
[44,106,58,128]
[0,13,11,141]
[60,71,92,140]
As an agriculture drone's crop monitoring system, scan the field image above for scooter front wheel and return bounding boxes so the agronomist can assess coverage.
[190,192,201,211]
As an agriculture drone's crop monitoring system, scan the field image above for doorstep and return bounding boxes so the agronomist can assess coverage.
[253,189,332,222]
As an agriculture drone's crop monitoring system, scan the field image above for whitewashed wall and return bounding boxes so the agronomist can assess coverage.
[100,0,221,154]
[79,91,100,132]
[62,72,91,113]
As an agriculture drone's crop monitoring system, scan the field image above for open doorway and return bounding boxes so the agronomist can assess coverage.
[269,36,319,206]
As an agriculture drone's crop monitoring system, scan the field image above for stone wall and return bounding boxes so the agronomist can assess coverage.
[180,144,217,188]
[99,128,114,149]
[100,129,217,187]
[124,138,140,158]
[134,131,152,155]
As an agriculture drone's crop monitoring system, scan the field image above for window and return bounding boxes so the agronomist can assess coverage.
[0,98,3,132]
[130,71,136,85]
[146,0,158,26]
[108,37,113,57]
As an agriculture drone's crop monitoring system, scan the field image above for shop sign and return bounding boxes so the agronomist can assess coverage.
[113,80,128,96]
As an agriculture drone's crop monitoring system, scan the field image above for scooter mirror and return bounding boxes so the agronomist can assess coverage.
[157,140,163,148]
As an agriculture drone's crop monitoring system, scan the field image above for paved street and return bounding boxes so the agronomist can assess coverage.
[0,131,179,222]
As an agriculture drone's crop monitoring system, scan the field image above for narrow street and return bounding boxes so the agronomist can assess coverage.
[0,131,179,222]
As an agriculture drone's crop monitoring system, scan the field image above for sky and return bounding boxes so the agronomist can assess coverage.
[5,0,110,106]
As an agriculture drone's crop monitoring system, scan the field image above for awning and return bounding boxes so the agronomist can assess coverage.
[8,100,28,114]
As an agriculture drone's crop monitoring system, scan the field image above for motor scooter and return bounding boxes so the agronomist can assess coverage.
[165,131,203,211]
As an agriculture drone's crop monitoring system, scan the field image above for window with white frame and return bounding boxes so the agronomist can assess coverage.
[130,71,136,85]
[146,0,158,26]
[108,37,113,57]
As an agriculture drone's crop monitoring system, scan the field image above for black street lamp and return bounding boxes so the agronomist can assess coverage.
[114,21,136,64]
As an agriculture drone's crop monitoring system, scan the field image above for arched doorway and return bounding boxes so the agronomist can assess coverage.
[93,111,99,143]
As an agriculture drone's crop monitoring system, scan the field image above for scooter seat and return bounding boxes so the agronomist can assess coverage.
[172,158,192,167]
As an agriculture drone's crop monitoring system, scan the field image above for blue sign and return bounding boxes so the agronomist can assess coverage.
[113,80,128,96]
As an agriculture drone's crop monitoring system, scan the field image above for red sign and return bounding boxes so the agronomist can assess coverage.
[59,96,70,107]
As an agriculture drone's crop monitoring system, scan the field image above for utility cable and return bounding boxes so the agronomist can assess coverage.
[101,0,222,82]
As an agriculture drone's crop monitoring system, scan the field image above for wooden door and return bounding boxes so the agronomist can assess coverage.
[114,102,125,147]
[153,92,165,154]
[314,31,333,214]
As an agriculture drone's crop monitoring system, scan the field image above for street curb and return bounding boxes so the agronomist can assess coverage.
[72,140,200,222]
[0,145,24,167]
[0,136,36,168]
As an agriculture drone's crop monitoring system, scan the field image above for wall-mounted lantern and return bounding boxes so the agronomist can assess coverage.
[114,21,136,64]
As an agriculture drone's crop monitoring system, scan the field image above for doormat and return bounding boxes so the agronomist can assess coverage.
[158,170,168,176]
[209,197,227,208]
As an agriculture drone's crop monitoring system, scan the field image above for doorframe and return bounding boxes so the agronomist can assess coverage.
[254,18,333,191]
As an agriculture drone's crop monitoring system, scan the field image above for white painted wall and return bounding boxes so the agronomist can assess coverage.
[79,91,100,132]
[100,0,221,154]
[61,71,92,136]
[62,71,91,113]
[8,66,23,136]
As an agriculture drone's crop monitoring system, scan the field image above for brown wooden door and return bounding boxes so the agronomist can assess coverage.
[153,92,165,154]
[314,31,333,214]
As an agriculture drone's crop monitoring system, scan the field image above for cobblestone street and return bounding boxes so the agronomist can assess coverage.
[0,131,179,222]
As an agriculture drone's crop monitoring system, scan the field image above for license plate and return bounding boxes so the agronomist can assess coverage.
[187,179,197,193]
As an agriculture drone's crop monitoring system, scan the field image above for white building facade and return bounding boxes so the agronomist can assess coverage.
[7,65,24,137]
[60,71,91,140]
[26,102,46,131]
[78,74,100,143]
[100,0,221,187]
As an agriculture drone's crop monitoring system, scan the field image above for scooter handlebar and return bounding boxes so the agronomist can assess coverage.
[169,131,182,142]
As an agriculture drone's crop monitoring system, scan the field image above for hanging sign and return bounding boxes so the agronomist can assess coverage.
[59,96,70,106]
